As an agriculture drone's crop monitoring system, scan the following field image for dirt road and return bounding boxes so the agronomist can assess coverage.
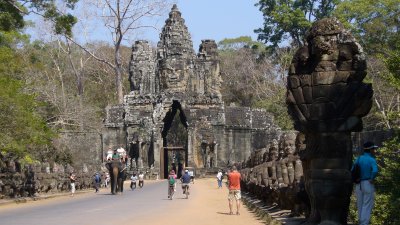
[0,178,265,225]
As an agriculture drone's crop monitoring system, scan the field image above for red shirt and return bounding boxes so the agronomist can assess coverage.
[228,171,241,190]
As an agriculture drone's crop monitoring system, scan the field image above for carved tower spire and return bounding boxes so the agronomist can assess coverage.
[157,4,196,94]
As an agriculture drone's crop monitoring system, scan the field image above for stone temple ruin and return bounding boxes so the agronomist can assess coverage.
[102,4,280,178]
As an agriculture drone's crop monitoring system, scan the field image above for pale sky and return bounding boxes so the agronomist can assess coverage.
[139,0,264,50]
[27,1,264,52]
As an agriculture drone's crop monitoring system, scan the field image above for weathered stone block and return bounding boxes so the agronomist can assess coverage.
[315,61,337,71]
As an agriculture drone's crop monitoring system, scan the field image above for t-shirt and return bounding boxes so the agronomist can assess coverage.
[228,171,241,190]
[217,172,223,180]
[138,174,144,181]
[181,173,191,184]
[131,175,137,182]
[112,153,120,160]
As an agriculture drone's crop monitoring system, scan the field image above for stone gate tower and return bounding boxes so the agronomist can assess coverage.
[103,4,279,178]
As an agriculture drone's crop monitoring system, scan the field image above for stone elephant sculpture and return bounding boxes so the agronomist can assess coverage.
[105,161,126,195]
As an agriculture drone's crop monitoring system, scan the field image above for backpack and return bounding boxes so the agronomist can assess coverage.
[168,176,175,186]
[351,158,361,184]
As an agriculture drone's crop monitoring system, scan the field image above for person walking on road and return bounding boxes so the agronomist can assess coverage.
[94,172,101,193]
[138,172,144,188]
[352,141,379,225]
[69,172,76,197]
[217,170,223,188]
[227,166,241,215]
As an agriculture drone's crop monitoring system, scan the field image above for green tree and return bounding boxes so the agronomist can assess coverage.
[218,37,293,129]
[333,0,400,129]
[334,0,400,55]
[2,0,78,36]
[255,0,339,48]
[0,36,54,161]
[367,133,400,224]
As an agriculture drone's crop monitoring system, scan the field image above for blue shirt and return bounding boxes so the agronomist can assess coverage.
[181,173,191,184]
[353,153,378,181]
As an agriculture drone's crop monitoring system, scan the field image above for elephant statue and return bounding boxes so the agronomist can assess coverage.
[105,161,126,195]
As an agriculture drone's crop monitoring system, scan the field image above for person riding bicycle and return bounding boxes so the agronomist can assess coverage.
[167,170,177,199]
[181,169,191,196]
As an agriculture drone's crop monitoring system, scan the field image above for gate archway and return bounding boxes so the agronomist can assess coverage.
[161,101,188,178]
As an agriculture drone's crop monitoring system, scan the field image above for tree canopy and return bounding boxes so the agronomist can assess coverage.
[255,0,339,48]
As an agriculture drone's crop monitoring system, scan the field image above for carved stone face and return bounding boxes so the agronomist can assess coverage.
[159,59,188,91]
[269,139,279,160]
[280,133,297,156]
[311,34,338,57]
[295,132,306,153]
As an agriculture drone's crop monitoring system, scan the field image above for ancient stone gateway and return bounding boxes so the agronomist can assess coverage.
[287,18,373,224]
[102,4,280,178]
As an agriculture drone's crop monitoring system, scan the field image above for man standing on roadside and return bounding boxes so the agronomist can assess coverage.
[69,172,76,197]
[217,170,223,188]
[227,165,241,215]
[353,141,379,225]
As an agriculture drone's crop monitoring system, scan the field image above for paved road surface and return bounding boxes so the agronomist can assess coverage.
[0,178,265,225]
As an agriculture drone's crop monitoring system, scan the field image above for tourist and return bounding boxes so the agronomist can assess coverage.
[352,141,378,225]
[106,147,113,161]
[217,170,223,188]
[130,173,137,190]
[181,169,191,197]
[94,172,101,193]
[69,172,76,197]
[112,149,120,161]
[138,171,144,188]
[227,165,241,215]
[105,172,110,188]
[117,145,127,165]
[167,170,177,199]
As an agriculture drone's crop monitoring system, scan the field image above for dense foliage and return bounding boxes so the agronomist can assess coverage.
[0,32,54,163]
[255,0,339,48]
[371,133,400,224]
[218,37,293,130]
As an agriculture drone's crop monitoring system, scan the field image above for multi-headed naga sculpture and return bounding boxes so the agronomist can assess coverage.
[286,18,373,225]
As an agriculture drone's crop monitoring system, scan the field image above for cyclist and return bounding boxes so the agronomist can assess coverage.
[167,170,177,199]
[181,169,191,198]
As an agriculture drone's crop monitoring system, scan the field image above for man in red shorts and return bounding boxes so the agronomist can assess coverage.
[227,165,241,215]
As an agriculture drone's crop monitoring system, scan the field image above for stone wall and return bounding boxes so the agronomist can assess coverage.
[0,132,104,199]
[0,162,98,199]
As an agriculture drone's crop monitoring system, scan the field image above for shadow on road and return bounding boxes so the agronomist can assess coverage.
[216,212,233,216]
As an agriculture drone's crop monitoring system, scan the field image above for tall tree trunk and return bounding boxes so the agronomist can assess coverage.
[66,40,85,130]
[115,43,123,104]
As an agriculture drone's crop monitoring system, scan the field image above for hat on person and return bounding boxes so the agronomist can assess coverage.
[185,169,189,173]
[363,141,378,150]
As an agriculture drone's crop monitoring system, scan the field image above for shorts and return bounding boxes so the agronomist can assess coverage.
[228,190,241,200]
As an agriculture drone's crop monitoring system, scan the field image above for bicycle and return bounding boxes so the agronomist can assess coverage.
[168,184,175,200]
[182,183,189,199]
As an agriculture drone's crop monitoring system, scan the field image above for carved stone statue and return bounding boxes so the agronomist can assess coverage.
[286,18,373,225]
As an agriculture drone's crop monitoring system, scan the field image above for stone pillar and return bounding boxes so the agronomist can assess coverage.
[187,127,195,166]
